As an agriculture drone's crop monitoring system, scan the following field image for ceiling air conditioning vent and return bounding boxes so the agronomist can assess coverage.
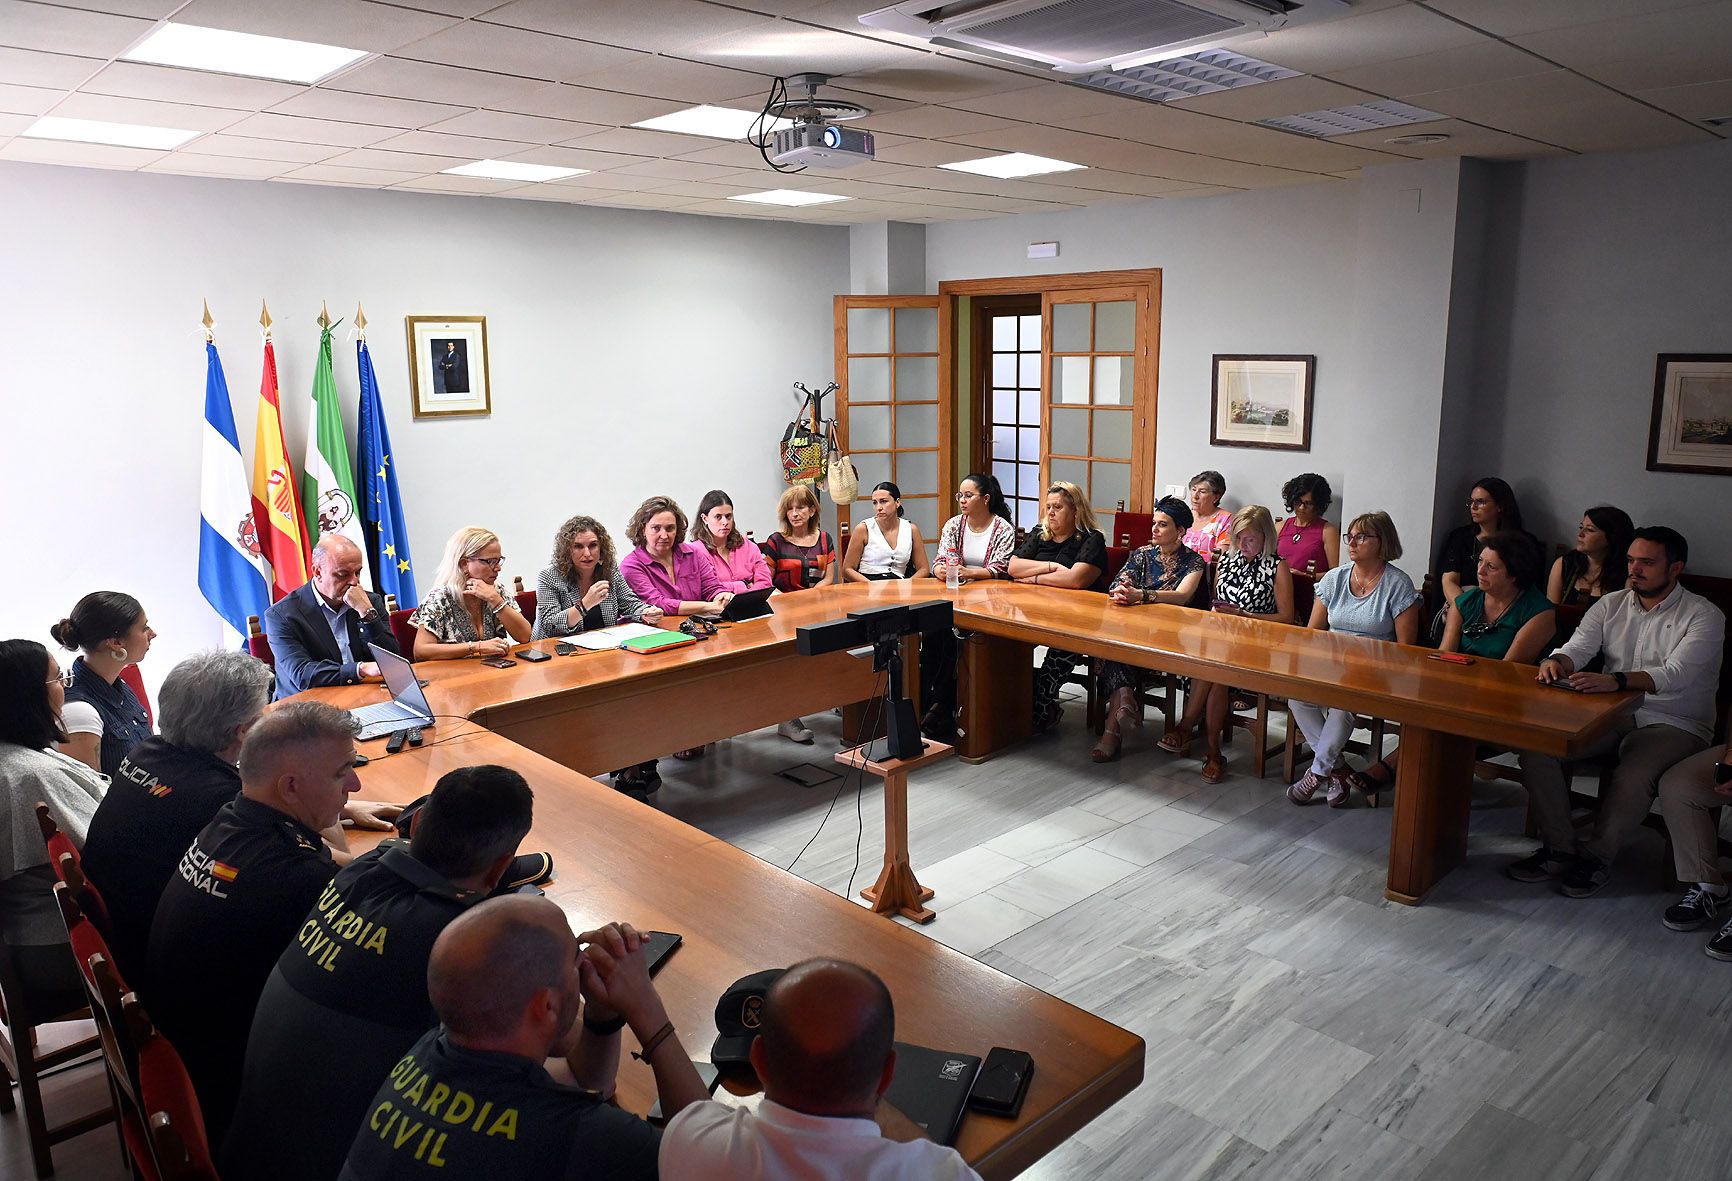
[859,0,1348,74]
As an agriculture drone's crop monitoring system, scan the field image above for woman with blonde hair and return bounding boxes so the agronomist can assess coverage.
[533,515,662,640]
[1158,505,1295,781]
[1009,481,1110,731]
[411,526,533,660]
[762,484,836,593]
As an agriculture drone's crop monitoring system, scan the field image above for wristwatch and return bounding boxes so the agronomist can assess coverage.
[1613,671,1628,691]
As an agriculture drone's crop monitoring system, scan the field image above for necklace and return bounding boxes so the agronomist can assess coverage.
[1349,564,1383,596]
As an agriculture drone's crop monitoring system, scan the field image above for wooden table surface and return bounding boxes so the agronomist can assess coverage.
[337,726,1143,1180]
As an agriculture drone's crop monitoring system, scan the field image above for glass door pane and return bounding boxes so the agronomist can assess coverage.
[1043,289,1147,521]
[835,296,947,536]
[983,306,1043,533]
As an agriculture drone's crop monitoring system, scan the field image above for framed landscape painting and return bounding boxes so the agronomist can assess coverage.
[407,315,491,418]
[1648,353,1732,475]
[1210,355,1315,451]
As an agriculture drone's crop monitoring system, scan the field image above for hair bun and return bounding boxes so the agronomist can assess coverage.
[49,618,80,649]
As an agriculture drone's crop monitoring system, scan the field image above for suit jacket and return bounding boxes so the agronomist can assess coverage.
[264,582,399,699]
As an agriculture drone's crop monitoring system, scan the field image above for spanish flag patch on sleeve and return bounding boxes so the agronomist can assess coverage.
[211,861,240,882]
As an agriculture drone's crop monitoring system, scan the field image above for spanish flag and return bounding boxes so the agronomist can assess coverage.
[211,860,240,882]
[252,336,312,599]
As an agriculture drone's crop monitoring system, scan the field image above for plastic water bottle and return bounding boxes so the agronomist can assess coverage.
[945,555,961,590]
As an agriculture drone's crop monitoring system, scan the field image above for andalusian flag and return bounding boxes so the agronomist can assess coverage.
[301,318,371,584]
[251,329,311,599]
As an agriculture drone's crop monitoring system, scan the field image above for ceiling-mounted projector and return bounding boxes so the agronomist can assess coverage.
[755,73,874,170]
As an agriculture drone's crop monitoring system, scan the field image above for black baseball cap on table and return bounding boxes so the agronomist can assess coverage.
[711,968,787,1066]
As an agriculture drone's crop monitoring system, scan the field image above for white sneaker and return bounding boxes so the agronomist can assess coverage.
[778,719,815,744]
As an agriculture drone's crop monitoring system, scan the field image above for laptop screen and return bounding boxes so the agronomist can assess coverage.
[374,647,432,720]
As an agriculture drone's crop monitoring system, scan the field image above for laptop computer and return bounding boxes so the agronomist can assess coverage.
[719,585,775,622]
[350,647,434,740]
[883,1041,981,1146]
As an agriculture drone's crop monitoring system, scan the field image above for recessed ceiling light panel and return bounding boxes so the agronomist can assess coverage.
[1260,100,1444,138]
[729,189,850,206]
[940,152,1086,179]
[442,160,588,182]
[122,23,369,84]
[22,115,199,150]
[632,105,792,140]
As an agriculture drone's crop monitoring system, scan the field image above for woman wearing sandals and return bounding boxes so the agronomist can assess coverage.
[1157,506,1296,781]
[1091,497,1209,763]
[1288,511,1421,808]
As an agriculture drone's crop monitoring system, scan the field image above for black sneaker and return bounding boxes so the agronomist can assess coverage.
[1558,855,1610,898]
[1708,919,1732,962]
[1506,846,1567,883]
[1663,886,1728,932]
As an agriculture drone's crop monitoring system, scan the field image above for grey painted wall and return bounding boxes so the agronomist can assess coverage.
[0,162,849,682]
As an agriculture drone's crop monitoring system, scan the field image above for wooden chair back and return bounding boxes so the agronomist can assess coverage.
[1109,511,1153,549]
[36,804,116,942]
[388,607,420,658]
[245,614,274,670]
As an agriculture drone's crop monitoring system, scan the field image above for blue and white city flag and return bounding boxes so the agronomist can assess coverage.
[356,337,418,608]
[198,340,271,645]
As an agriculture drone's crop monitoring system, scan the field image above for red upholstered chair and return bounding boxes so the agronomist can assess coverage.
[1109,511,1153,550]
[123,995,218,1181]
[245,615,274,670]
[388,606,420,659]
[118,662,153,726]
[36,804,116,943]
[512,576,537,619]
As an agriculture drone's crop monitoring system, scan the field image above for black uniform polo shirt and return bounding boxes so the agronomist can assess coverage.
[145,796,334,1144]
[81,736,242,982]
[223,845,483,1181]
[337,1030,660,1181]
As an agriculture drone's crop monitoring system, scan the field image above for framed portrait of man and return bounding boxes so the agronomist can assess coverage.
[406,315,490,418]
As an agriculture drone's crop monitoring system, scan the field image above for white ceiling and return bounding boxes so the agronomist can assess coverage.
[0,0,1726,223]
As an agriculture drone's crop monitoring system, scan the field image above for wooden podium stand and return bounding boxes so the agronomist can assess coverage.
[835,738,953,923]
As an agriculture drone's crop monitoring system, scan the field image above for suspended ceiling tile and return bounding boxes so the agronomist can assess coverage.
[0,46,101,89]
[668,139,777,167]
[0,110,33,134]
[1323,39,1556,100]
[1249,3,1485,75]
[505,143,655,171]
[482,0,777,53]
[1574,47,1732,93]
[641,178,757,198]
[78,61,307,110]
[1330,118,1569,161]
[554,54,768,103]
[841,57,1046,105]
[872,137,998,167]
[949,82,1145,122]
[394,22,644,83]
[169,0,459,55]
[1427,0,1712,38]
[54,91,248,132]
[181,133,344,162]
[559,124,719,156]
[390,172,526,192]
[0,136,163,166]
[583,190,708,208]
[0,81,67,115]
[366,128,539,158]
[1635,77,1732,123]
[40,0,179,15]
[142,153,289,178]
[1169,75,1379,121]
[314,146,469,172]
[490,83,676,125]
[1481,93,1718,153]
[605,156,747,180]
[494,184,629,203]
[682,20,931,76]
[326,56,555,108]
[223,112,403,147]
[540,168,661,190]
[1511,2,1732,68]
[0,1,154,57]
[267,87,470,129]
[1061,105,1407,173]
[1405,69,1615,126]
[855,103,1019,139]
[1157,184,1243,199]
[424,108,606,144]
[281,163,424,185]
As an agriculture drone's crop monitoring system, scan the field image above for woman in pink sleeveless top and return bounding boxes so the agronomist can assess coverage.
[1276,473,1339,624]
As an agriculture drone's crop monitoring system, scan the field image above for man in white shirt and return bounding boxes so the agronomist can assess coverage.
[1514,527,1725,897]
[659,959,982,1180]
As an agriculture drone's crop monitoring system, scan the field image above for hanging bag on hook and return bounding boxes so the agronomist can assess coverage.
[780,386,825,488]
[825,419,857,503]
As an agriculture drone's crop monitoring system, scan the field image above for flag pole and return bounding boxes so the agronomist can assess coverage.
[318,300,332,330]
[260,299,273,339]
[354,302,368,340]
[202,299,215,342]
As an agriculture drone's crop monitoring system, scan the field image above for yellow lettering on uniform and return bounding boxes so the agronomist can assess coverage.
[392,1118,424,1150]
[390,1055,416,1085]
[297,919,318,947]
[424,1083,450,1118]
[370,1102,392,1133]
[393,1063,421,1094]
[485,1108,518,1141]
[379,1108,398,1139]
[364,925,388,954]
[443,1092,473,1126]
[427,1132,447,1167]
[402,1073,427,1105]
[471,1101,492,1133]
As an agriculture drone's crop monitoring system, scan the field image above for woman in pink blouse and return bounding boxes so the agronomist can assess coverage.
[1181,469,1233,561]
[619,495,734,618]
[691,489,773,595]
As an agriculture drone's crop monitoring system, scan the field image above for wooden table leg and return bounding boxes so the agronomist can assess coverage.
[957,632,1033,764]
[1384,726,1475,905]
[859,766,936,923]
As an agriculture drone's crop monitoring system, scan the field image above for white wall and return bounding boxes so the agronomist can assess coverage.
[0,162,849,690]
[921,157,1470,577]
[1472,138,1732,573]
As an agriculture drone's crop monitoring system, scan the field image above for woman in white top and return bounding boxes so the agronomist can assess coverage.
[932,473,1017,581]
[843,482,931,582]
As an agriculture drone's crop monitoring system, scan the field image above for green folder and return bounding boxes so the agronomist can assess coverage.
[620,630,697,655]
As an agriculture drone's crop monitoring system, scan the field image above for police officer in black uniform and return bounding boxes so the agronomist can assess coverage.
[223,765,535,1181]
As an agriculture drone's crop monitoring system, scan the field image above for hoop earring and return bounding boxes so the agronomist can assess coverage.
[113,646,129,663]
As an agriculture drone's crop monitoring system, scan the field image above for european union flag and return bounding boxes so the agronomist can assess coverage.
[355,339,418,608]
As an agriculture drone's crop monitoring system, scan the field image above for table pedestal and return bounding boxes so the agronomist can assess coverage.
[836,738,953,923]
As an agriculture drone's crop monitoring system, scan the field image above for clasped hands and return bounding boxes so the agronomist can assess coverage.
[575,922,663,1035]
[1536,658,1618,693]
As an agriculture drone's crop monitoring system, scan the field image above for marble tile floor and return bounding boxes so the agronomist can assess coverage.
[7,699,1730,1180]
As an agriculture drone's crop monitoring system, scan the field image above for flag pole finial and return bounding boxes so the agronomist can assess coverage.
[317,300,332,330]
[201,299,215,341]
[354,303,368,337]
[259,300,273,338]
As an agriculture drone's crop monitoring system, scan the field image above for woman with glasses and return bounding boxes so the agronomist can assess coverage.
[1350,532,1554,798]
[1288,511,1420,808]
[1434,477,1525,607]
[50,590,155,778]
[0,639,107,1019]
[1276,473,1339,624]
[1182,470,1234,563]
[1546,504,1634,608]
[931,473,1016,582]
[1092,497,1208,762]
[411,526,533,660]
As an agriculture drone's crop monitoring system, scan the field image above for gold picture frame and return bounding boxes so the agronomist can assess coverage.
[406,315,491,418]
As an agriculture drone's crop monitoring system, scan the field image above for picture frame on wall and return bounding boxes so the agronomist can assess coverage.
[1647,353,1732,475]
[1210,354,1315,451]
[406,315,491,418]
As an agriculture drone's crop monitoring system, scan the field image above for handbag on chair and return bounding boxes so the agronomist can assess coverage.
[825,419,857,503]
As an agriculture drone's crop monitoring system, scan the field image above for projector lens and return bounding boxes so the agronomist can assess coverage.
[823,126,841,148]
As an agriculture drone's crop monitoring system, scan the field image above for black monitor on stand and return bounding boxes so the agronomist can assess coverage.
[795,601,953,760]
